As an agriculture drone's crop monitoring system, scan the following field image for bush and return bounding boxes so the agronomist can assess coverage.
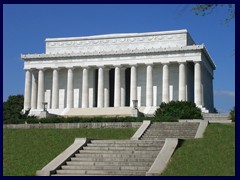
[154,101,203,121]
[24,116,151,124]
[229,106,235,122]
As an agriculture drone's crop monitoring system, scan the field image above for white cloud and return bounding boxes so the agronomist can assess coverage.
[214,90,235,97]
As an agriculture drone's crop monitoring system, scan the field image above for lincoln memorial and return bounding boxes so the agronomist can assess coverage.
[21,29,216,117]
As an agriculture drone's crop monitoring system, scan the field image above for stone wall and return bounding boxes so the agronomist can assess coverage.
[3,122,142,129]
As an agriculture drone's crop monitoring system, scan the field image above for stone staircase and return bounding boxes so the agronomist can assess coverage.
[37,121,202,176]
[52,139,165,176]
[202,113,230,121]
[140,122,200,140]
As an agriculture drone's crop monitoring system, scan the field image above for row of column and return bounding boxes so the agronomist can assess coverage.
[24,62,203,110]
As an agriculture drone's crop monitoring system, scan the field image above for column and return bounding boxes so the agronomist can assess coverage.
[130,65,137,107]
[97,66,104,108]
[104,68,110,107]
[162,64,169,103]
[179,63,186,101]
[24,69,31,110]
[146,64,153,106]
[66,68,74,108]
[120,68,126,107]
[82,67,89,108]
[52,68,59,109]
[37,69,45,109]
[194,62,202,106]
[114,66,121,107]
[31,70,38,109]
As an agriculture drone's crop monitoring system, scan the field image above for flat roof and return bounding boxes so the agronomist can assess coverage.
[45,29,188,42]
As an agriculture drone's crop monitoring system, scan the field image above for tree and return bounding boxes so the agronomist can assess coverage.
[178,4,235,24]
[3,95,28,124]
[229,106,235,122]
[191,4,235,24]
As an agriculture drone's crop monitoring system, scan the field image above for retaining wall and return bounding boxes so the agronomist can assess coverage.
[3,122,142,129]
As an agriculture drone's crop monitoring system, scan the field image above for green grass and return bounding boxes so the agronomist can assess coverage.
[3,128,137,176]
[4,124,235,176]
[162,124,235,176]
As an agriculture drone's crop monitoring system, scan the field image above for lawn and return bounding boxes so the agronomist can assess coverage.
[3,128,137,176]
[3,123,235,176]
[162,123,235,176]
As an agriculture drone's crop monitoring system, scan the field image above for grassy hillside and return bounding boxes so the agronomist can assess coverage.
[162,123,235,176]
[3,123,235,176]
[3,128,137,176]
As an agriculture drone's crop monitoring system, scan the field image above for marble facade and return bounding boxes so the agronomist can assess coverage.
[21,29,216,116]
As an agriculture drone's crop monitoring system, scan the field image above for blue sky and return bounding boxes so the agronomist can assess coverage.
[3,4,235,113]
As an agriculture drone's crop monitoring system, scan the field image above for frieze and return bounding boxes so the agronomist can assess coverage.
[46,34,186,50]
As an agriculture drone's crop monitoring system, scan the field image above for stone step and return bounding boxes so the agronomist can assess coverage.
[141,136,195,139]
[146,126,199,130]
[71,156,155,162]
[149,126,199,129]
[203,117,229,120]
[90,140,164,144]
[79,149,160,154]
[202,113,229,116]
[151,122,200,125]
[74,153,157,158]
[86,142,164,147]
[143,132,197,136]
[83,146,161,151]
[144,129,198,133]
[55,169,146,176]
[141,136,194,140]
[202,113,229,120]
[61,165,149,171]
[203,115,229,117]
[66,161,153,167]
[203,115,229,118]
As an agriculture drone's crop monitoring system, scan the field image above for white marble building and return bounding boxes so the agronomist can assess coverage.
[21,29,216,117]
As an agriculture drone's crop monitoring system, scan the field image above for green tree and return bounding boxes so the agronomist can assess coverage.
[191,4,235,24]
[178,4,235,24]
[229,106,235,122]
[3,95,28,124]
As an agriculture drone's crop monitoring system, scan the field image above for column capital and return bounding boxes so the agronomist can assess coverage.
[66,66,75,70]
[97,65,105,69]
[114,65,121,68]
[178,62,187,65]
[145,63,153,66]
[51,68,61,71]
[81,66,90,69]
[161,62,169,66]
[37,68,47,71]
[129,64,138,67]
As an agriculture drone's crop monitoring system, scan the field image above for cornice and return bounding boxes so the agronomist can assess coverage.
[21,45,203,60]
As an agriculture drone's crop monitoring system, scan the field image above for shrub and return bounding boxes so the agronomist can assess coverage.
[154,101,202,121]
[229,106,235,122]
[25,116,149,124]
